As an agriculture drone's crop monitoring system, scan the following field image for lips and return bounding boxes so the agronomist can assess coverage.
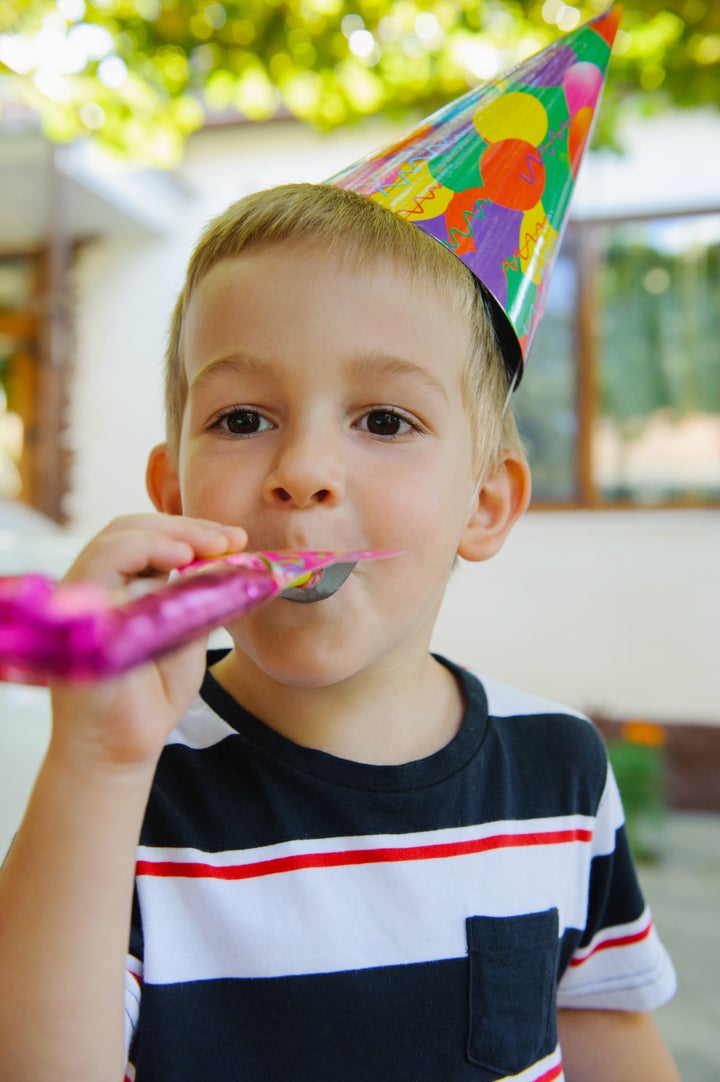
[280,561,357,604]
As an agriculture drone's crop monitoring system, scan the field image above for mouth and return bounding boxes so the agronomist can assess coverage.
[280,561,357,604]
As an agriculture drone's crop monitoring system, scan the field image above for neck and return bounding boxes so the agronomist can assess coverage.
[210,650,464,766]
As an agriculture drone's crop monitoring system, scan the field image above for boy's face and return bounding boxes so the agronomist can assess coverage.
[156,240,503,688]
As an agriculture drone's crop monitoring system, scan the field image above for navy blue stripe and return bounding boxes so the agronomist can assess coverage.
[132,950,563,1082]
[140,655,609,852]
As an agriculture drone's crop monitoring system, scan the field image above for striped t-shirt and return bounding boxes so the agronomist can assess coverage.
[125,654,675,1081]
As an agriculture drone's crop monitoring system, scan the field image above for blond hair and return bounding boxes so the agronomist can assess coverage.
[164,183,522,474]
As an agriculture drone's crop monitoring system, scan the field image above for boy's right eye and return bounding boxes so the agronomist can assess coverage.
[212,409,272,436]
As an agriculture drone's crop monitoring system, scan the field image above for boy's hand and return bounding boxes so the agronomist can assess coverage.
[49,513,247,775]
[0,513,246,1081]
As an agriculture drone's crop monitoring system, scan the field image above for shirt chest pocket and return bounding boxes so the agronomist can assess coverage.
[466,908,560,1079]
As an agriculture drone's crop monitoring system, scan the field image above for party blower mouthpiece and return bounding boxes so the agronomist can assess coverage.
[0,549,399,685]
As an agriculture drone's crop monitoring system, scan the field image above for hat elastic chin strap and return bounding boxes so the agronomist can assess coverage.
[501,363,522,418]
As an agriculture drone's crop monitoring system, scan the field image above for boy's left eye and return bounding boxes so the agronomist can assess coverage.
[358,409,418,437]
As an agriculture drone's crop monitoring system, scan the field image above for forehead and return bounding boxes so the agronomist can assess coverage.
[182,242,472,382]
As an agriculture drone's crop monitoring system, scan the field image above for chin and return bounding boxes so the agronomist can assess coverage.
[253,653,364,691]
[230,626,366,689]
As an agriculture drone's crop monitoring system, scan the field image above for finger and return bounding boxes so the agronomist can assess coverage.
[104,514,247,553]
[146,518,248,557]
[66,529,242,588]
[65,532,197,587]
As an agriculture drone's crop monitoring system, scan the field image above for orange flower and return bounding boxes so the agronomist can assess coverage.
[621,720,666,748]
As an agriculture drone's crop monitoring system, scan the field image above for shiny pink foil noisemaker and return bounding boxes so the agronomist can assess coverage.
[0,549,398,685]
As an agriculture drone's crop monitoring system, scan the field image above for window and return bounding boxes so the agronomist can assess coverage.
[0,251,71,521]
[0,257,39,504]
[514,211,720,508]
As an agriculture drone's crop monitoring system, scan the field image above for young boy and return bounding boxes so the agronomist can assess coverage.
[0,182,679,1081]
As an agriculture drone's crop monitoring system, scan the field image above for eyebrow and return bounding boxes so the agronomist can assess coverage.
[348,352,450,402]
[189,354,271,395]
[189,350,449,402]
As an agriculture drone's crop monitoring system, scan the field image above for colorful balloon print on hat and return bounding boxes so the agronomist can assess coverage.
[329,7,621,387]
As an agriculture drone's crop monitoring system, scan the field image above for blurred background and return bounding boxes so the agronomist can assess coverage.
[0,2,718,1076]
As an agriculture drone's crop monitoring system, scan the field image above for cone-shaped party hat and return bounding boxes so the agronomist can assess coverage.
[329,7,621,387]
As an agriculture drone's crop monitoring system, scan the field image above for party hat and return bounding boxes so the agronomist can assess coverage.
[329,7,621,387]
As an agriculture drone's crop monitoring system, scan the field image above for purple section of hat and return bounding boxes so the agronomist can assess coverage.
[419,200,523,312]
[525,44,578,88]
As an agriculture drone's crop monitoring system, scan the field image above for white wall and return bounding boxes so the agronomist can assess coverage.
[573,108,720,219]
[63,116,720,726]
[432,511,718,723]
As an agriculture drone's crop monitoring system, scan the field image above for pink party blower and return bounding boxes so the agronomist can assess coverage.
[0,549,397,685]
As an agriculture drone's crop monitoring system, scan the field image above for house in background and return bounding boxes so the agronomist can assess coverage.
[0,109,192,519]
[0,106,718,849]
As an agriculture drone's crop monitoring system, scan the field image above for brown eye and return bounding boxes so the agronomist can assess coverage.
[364,410,409,436]
[216,410,272,435]
[226,411,259,434]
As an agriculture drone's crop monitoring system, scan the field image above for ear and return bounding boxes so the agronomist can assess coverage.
[146,442,183,515]
[458,451,531,563]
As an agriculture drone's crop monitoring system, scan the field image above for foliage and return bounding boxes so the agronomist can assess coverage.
[599,221,720,422]
[607,720,668,862]
[1,0,719,167]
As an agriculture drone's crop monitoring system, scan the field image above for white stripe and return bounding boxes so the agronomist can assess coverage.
[124,954,143,1060]
[137,825,593,983]
[591,765,624,854]
[570,905,653,965]
[475,671,587,721]
[506,1045,563,1081]
[166,698,235,750]
[559,915,677,1011]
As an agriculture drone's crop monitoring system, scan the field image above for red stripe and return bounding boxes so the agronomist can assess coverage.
[137,828,592,881]
[535,1061,563,1082]
[569,918,653,967]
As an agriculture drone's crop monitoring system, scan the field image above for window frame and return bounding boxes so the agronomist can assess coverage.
[526,208,720,512]
[0,248,72,523]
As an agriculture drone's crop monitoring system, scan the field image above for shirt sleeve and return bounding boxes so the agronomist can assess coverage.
[557,760,676,1011]
[125,953,143,1065]
[125,888,144,1070]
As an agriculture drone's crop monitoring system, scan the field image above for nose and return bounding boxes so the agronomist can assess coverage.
[262,431,345,510]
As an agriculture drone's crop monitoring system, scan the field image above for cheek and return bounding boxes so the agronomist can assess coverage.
[373,455,473,524]
[179,451,241,518]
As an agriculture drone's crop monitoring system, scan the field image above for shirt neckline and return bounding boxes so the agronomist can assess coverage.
[199,652,489,793]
